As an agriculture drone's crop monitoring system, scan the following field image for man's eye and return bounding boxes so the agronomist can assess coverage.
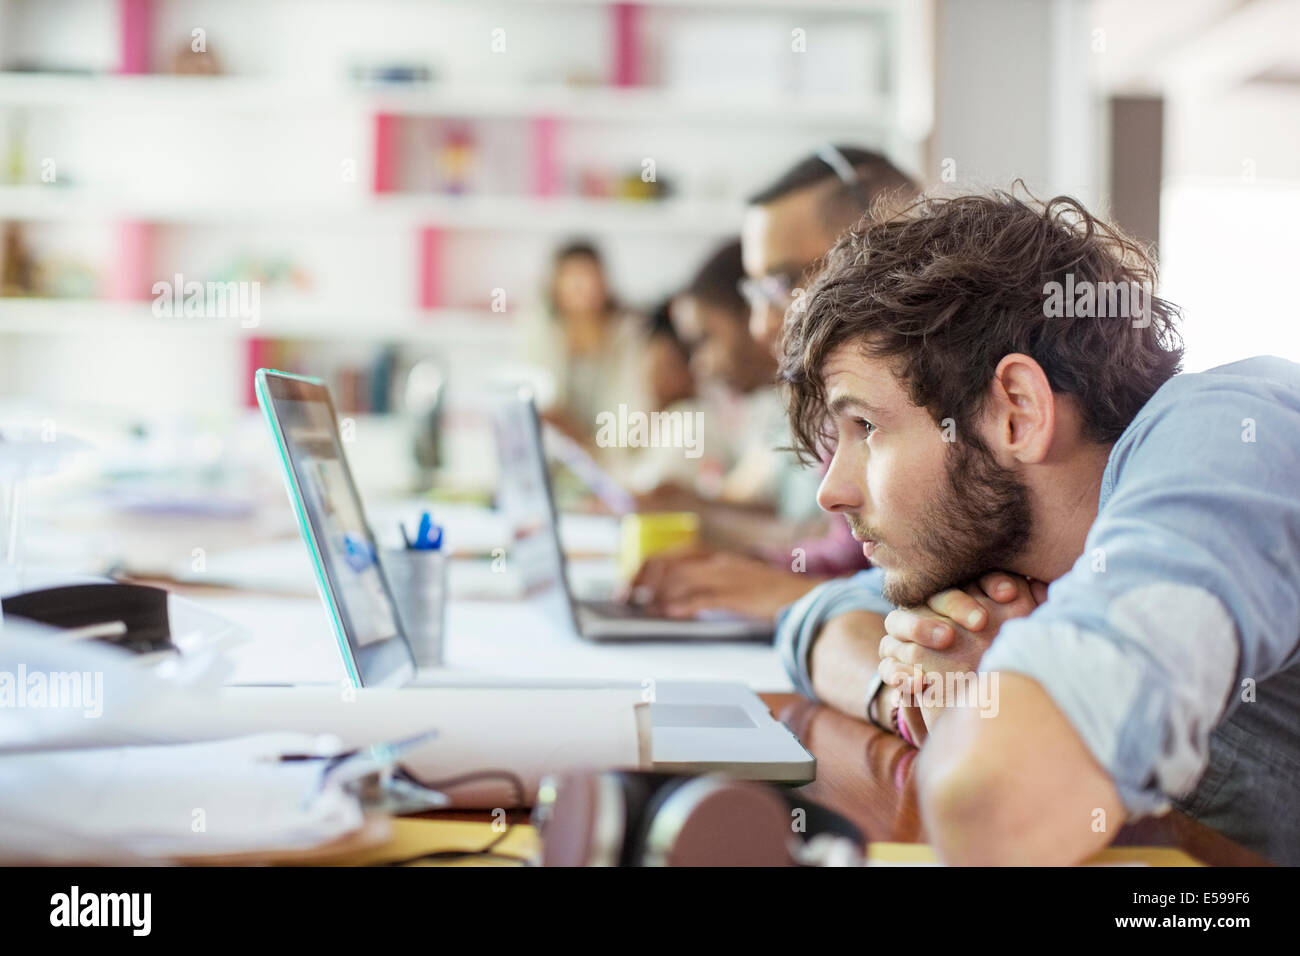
[854,418,876,437]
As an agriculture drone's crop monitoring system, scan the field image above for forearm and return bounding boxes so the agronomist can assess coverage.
[808,611,886,720]
[916,672,1124,864]
[774,568,895,701]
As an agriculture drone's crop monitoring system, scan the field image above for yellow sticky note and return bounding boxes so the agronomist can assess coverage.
[618,512,700,581]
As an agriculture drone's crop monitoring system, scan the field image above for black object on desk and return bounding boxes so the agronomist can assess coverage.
[1,583,175,655]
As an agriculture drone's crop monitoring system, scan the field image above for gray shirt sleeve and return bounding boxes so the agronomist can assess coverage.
[775,568,895,700]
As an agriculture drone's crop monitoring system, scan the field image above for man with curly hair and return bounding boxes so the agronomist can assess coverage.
[775,188,1300,865]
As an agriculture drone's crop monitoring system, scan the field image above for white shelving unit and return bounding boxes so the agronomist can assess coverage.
[0,298,516,347]
[0,0,931,417]
[0,73,893,127]
[0,185,747,233]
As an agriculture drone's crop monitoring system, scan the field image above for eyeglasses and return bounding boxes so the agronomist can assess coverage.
[737,272,799,311]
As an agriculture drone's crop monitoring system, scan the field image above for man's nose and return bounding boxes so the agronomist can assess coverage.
[817,445,864,514]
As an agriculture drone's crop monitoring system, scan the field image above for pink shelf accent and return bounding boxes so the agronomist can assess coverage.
[611,3,643,87]
[244,339,273,408]
[417,226,443,309]
[117,0,154,75]
[529,116,560,198]
[372,113,399,193]
[106,221,155,301]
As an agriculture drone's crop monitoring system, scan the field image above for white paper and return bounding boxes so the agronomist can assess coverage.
[0,732,364,863]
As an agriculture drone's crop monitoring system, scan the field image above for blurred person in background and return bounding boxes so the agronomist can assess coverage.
[524,240,664,449]
[673,239,777,398]
[641,239,781,508]
[644,297,697,413]
[607,296,705,495]
[524,239,705,503]
[627,146,919,621]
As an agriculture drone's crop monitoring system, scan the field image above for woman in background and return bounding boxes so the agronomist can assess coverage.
[524,241,663,446]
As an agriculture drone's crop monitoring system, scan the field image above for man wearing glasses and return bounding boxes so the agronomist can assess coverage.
[626,146,917,620]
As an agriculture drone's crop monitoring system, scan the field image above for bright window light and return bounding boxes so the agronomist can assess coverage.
[1160,178,1300,372]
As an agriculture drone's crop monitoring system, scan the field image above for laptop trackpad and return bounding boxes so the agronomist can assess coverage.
[651,704,756,729]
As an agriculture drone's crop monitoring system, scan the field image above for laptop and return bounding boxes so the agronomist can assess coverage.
[255,369,814,782]
[492,390,772,641]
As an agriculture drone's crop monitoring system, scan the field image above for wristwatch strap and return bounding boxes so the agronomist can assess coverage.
[864,671,888,731]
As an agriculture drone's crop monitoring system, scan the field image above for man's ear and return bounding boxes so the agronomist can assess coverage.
[988,353,1055,464]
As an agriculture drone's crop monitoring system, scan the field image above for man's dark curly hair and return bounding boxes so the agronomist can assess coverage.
[780,187,1184,461]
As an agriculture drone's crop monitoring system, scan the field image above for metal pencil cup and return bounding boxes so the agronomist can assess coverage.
[382,547,447,668]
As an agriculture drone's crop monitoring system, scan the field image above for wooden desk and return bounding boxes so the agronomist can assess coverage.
[767,692,1271,866]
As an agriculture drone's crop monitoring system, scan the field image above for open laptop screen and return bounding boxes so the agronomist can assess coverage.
[256,370,415,687]
[491,391,581,631]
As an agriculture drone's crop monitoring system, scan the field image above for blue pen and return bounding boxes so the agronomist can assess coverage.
[342,532,376,571]
[415,511,432,549]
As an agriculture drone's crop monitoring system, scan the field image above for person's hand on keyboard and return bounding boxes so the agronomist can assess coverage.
[621,548,830,622]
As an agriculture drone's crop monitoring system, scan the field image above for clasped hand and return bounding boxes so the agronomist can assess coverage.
[878,573,1048,745]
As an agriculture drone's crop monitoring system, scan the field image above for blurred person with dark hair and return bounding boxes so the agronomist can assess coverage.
[606,296,707,495]
[742,144,918,360]
[627,147,920,620]
[645,239,783,507]
[672,239,776,397]
[644,297,696,413]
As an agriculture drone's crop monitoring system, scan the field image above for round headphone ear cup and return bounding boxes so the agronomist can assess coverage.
[639,776,797,867]
[537,770,630,867]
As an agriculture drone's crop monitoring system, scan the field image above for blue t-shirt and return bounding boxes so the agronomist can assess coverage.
[775,356,1300,864]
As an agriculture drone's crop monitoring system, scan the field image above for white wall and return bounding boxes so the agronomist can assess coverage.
[931,0,1098,203]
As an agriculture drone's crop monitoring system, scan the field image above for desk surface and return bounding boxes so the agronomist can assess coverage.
[429,693,1269,867]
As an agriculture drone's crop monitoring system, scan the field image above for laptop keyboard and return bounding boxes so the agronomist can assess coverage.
[584,599,652,619]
